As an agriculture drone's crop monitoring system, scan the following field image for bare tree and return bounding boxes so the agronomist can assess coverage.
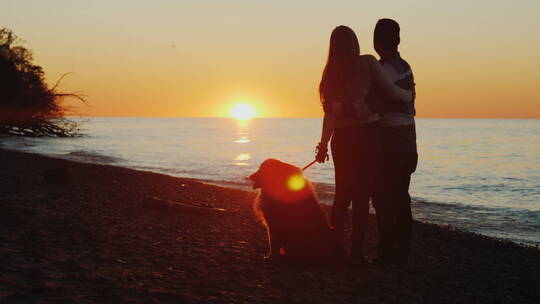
[0,27,86,137]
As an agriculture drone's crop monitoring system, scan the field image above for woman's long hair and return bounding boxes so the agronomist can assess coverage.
[319,26,361,105]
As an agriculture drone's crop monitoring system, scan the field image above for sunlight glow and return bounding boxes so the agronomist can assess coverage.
[287,174,306,191]
[235,153,251,161]
[231,103,256,120]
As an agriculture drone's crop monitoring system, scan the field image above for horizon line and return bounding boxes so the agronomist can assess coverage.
[65,115,540,120]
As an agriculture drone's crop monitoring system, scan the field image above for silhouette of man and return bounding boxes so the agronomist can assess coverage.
[371,18,417,265]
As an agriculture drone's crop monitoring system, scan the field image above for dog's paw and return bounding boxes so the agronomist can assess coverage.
[263,254,275,261]
[263,254,284,264]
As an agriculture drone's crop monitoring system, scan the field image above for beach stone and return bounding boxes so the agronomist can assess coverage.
[2,148,540,304]
[43,167,71,185]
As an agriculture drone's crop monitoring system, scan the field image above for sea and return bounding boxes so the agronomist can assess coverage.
[1,118,539,246]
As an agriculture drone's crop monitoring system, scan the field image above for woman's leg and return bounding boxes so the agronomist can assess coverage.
[330,165,352,232]
[351,195,369,259]
[351,122,382,259]
[330,182,351,257]
[330,127,354,254]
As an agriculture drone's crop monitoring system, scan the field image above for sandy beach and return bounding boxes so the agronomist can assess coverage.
[0,148,538,303]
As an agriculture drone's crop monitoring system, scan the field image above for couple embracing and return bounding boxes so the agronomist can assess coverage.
[316,19,417,266]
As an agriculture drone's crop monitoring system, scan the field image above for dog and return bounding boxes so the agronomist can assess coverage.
[249,159,343,266]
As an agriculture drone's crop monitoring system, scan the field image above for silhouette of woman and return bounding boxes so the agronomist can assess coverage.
[316,25,411,263]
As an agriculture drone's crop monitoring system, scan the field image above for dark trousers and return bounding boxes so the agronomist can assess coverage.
[330,122,381,257]
[374,150,417,261]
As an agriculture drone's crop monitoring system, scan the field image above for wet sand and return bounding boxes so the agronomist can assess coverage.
[0,148,538,303]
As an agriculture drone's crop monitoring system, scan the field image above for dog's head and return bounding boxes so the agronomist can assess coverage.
[249,159,312,202]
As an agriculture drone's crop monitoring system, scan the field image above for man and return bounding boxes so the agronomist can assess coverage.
[371,18,418,265]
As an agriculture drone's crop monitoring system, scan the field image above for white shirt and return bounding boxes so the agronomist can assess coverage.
[379,62,415,127]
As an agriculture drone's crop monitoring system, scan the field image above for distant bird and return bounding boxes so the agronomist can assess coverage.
[170,44,176,48]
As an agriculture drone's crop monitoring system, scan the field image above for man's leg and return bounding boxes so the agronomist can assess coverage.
[373,155,397,262]
[394,173,412,261]
[394,152,417,263]
[373,197,395,261]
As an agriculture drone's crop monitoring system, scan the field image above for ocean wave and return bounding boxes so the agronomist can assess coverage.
[413,198,540,213]
[134,166,187,175]
[412,200,540,246]
[0,138,36,149]
[60,150,120,164]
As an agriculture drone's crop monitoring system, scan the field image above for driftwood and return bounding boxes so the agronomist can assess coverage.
[0,120,81,138]
[142,196,227,215]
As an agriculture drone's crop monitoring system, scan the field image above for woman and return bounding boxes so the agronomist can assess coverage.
[315,25,411,263]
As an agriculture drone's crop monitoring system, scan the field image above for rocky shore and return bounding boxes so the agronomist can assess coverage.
[0,148,538,303]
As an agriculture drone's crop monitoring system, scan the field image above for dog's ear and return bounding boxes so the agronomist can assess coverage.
[249,170,261,189]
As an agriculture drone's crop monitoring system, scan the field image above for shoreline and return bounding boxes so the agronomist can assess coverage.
[1,148,539,303]
[3,144,538,247]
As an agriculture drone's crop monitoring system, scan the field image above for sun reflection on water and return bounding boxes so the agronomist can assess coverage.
[235,153,251,161]
[233,120,252,166]
[234,119,251,144]
[235,137,250,143]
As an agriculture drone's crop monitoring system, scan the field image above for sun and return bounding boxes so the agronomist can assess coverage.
[230,103,256,120]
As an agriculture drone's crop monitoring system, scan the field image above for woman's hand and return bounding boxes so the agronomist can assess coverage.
[315,142,330,163]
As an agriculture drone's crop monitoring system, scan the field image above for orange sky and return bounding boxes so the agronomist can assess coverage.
[2,1,539,118]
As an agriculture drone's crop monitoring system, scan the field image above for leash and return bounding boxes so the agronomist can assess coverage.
[303,143,331,171]
[302,159,317,171]
[303,145,330,171]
